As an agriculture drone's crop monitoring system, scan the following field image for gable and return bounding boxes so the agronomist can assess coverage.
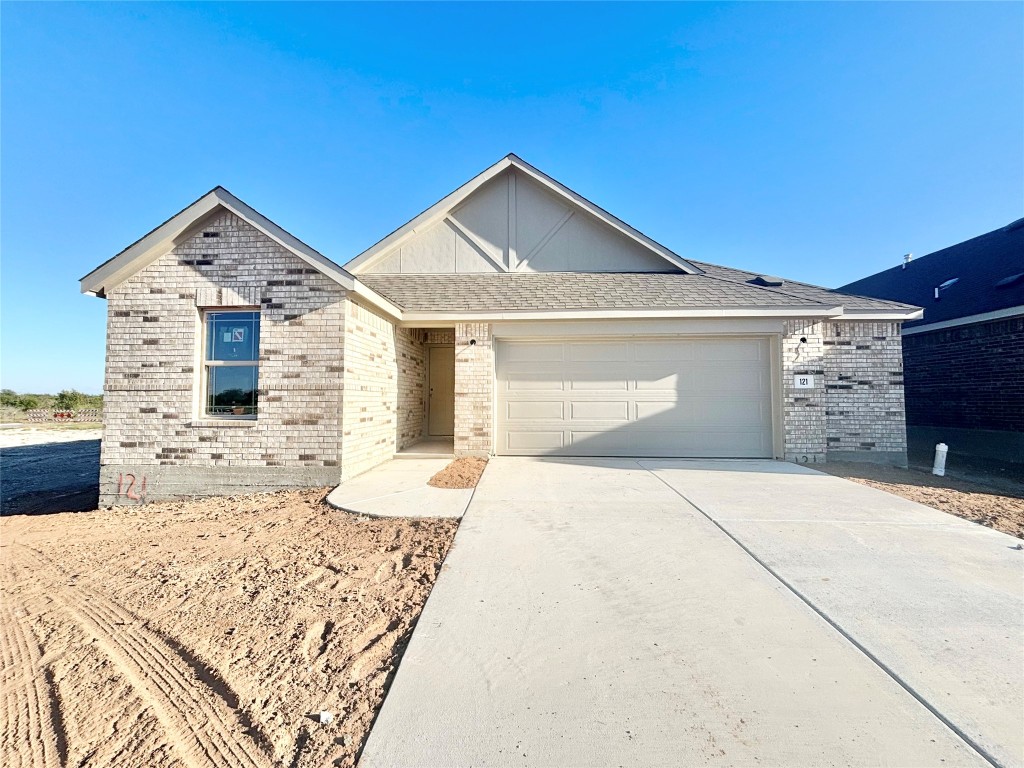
[351,156,697,275]
[114,210,345,303]
[80,187,354,297]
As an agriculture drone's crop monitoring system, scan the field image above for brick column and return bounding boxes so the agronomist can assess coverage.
[454,322,493,456]
[782,318,827,463]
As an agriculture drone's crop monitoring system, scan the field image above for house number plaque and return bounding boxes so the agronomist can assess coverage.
[794,374,815,389]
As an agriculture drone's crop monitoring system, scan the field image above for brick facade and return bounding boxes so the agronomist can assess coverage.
[782,318,827,462]
[824,321,907,462]
[780,318,908,465]
[902,316,1024,432]
[339,301,429,480]
[454,323,493,456]
[99,215,910,504]
[99,211,346,505]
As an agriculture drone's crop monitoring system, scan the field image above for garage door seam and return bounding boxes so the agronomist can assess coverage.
[643,464,1002,768]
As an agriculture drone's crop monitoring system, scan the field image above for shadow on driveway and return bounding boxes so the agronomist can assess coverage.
[0,439,100,515]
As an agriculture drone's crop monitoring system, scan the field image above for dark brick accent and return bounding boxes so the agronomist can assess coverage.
[902,317,1024,431]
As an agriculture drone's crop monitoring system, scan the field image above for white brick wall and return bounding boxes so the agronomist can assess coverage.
[397,328,426,450]
[340,301,397,479]
[102,212,346,482]
[823,321,907,460]
[454,322,493,456]
[339,301,428,479]
[781,318,907,465]
[782,318,828,462]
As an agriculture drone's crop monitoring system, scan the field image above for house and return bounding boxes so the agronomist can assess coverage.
[839,221,1024,467]
[81,155,921,505]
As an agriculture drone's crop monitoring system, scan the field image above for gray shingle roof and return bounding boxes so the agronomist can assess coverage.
[359,270,917,313]
[689,261,918,311]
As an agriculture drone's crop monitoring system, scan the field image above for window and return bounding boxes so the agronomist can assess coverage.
[203,311,260,418]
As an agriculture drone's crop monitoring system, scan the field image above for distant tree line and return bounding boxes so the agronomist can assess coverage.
[0,389,104,412]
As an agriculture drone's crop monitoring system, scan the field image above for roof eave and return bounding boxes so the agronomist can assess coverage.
[396,306,845,324]
[835,307,924,321]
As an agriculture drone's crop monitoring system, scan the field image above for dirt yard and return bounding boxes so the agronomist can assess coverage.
[0,489,458,768]
[817,462,1024,539]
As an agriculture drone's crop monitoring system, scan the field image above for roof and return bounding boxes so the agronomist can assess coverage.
[343,154,702,275]
[689,261,915,311]
[837,220,1024,328]
[358,271,919,316]
[80,187,356,297]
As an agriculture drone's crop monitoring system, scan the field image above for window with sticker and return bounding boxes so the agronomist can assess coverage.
[203,310,260,418]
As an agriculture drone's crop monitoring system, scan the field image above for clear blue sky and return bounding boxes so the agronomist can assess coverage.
[2,1,1021,394]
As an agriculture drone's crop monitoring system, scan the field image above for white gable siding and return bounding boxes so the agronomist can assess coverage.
[362,170,682,274]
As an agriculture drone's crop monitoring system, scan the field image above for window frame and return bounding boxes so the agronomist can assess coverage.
[199,308,261,420]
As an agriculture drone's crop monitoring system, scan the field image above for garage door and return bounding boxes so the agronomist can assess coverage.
[495,337,774,458]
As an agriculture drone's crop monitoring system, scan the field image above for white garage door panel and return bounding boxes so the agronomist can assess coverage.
[496,337,774,458]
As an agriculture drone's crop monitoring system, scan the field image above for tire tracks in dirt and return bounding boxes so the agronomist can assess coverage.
[0,560,62,768]
[11,544,273,768]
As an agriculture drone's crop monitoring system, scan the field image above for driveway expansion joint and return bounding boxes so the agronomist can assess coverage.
[639,461,1003,768]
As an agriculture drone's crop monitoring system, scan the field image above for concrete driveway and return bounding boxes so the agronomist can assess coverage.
[360,458,1023,768]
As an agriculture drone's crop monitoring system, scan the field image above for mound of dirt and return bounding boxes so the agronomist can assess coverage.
[1,489,458,767]
[817,462,1024,539]
[427,457,488,489]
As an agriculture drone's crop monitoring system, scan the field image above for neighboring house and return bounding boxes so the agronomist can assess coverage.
[81,155,921,505]
[839,220,1024,466]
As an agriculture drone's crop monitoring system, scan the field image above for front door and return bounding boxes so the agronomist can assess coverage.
[428,346,455,436]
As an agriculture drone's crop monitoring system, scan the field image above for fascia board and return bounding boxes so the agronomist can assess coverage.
[398,306,844,324]
[80,193,222,295]
[835,308,925,321]
[80,188,354,297]
[901,306,1022,335]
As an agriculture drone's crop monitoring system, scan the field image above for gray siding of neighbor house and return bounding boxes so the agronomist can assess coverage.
[99,211,348,505]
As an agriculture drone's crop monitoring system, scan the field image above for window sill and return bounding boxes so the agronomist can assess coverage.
[189,419,259,428]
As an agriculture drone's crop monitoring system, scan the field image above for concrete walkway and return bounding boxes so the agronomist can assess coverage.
[326,459,471,518]
[360,458,1021,767]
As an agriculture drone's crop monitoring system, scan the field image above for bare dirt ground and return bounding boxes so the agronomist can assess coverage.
[0,489,458,768]
[817,462,1024,539]
[427,457,488,489]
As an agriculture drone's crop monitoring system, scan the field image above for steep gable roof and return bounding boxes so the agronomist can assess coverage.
[80,187,355,297]
[837,220,1024,328]
[343,154,702,275]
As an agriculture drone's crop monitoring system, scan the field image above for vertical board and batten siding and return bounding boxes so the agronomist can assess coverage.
[495,336,775,458]
[362,169,672,275]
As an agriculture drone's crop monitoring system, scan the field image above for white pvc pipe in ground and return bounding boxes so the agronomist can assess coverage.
[932,443,948,477]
